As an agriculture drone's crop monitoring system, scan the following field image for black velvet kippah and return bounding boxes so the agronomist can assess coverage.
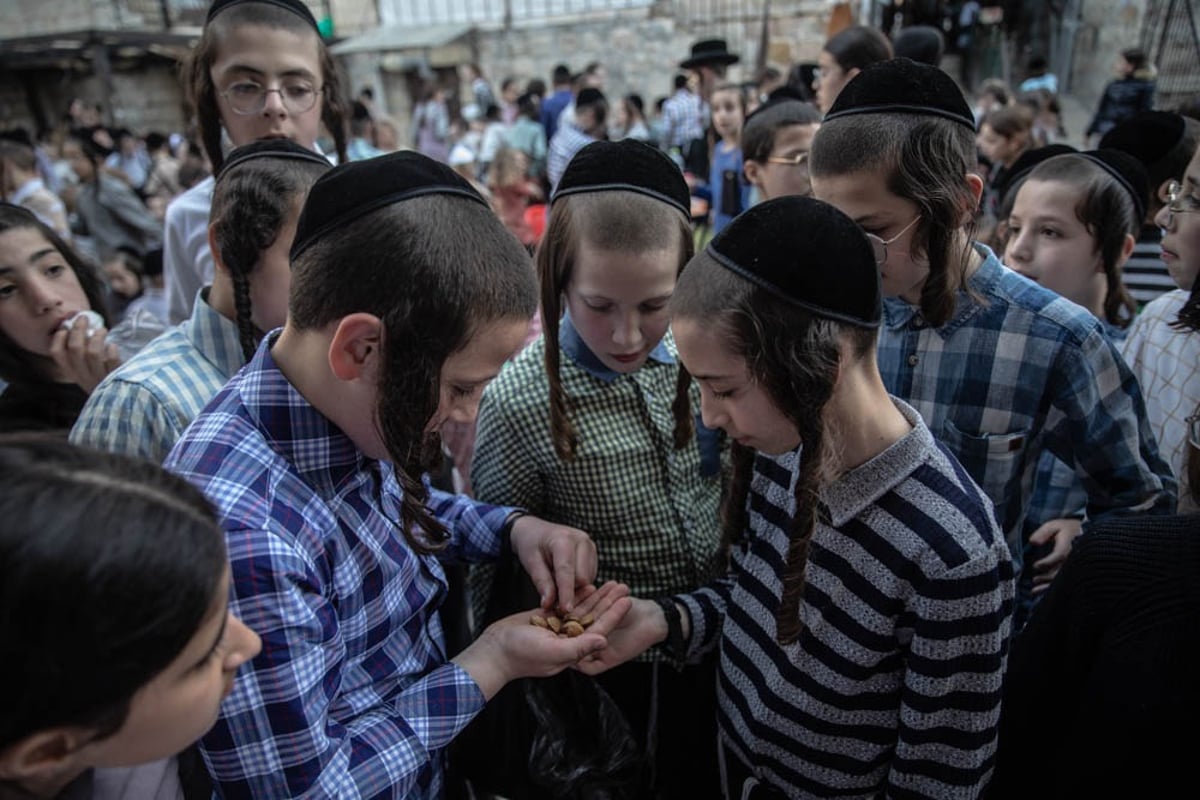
[1081,149,1150,222]
[206,0,319,31]
[995,143,1077,202]
[824,57,975,131]
[290,150,488,260]
[707,196,881,328]
[215,139,331,181]
[552,139,690,218]
[1099,110,1187,170]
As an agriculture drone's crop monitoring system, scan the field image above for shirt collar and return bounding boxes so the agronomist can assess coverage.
[882,242,997,336]
[241,331,367,495]
[558,311,673,383]
[9,178,43,205]
[820,397,936,528]
[188,287,251,381]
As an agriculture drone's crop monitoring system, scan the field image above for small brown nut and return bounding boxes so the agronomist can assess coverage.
[546,616,562,633]
[563,620,585,637]
[579,613,594,628]
[563,613,580,623]
[530,615,549,629]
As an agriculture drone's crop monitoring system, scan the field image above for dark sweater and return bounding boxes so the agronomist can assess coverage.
[992,513,1200,798]
[0,380,88,434]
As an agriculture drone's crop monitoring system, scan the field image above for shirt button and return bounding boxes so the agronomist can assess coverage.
[907,354,920,367]
[913,315,924,328]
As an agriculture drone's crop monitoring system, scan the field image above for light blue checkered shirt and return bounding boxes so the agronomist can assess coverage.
[70,288,245,462]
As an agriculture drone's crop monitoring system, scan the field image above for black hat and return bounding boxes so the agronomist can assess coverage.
[680,39,740,70]
[1081,148,1151,223]
[824,57,975,131]
[1099,110,1188,171]
[995,143,1078,202]
[0,128,34,148]
[576,88,607,109]
[291,150,488,260]
[553,139,690,218]
[215,139,332,181]
[707,196,881,328]
[206,0,320,32]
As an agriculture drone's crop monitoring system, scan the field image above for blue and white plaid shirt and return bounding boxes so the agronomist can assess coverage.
[546,122,597,192]
[877,244,1175,554]
[165,335,515,799]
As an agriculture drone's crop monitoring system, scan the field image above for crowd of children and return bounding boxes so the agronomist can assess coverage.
[1,1,1198,798]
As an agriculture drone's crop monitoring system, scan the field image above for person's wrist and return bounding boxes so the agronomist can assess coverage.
[654,597,687,661]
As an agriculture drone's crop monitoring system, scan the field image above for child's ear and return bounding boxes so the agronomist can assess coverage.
[960,172,986,226]
[0,729,90,788]
[1155,178,1173,206]
[743,159,763,189]
[1114,232,1137,269]
[328,313,382,382]
[207,223,229,277]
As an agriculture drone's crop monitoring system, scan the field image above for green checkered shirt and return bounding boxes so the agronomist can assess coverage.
[472,321,723,658]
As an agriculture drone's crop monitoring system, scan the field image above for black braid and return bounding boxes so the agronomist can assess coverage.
[229,267,258,362]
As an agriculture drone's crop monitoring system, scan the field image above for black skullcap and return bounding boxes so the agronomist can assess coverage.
[995,143,1078,202]
[552,139,690,218]
[290,150,487,260]
[215,138,331,181]
[576,88,606,108]
[707,196,881,328]
[1081,148,1150,223]
[206,0,319,32]
[824,57,975,131]
[0,128,34,148]
[1099,111,1187,170]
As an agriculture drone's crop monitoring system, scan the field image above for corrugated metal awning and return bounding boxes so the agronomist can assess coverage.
[330,23,473,56]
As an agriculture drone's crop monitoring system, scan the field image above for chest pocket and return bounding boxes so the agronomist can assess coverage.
[941,418,1030,526]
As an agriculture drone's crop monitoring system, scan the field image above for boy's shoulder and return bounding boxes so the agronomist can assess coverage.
[977,256,1109,349]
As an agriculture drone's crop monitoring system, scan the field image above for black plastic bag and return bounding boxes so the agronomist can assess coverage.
[449,554,646,799]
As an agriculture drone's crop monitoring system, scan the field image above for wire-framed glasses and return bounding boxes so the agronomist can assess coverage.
[863,215,921,265]
[220,79,322,115]
[765,151,810,171]
[1165,180,1200,227]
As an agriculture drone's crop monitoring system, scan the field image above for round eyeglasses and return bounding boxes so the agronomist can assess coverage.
[220,79,322,116]
[1164,180,1200,227]
[863,215,921,265]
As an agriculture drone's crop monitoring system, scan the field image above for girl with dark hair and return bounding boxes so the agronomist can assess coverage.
[71,140,328,462]
[580,195,1013,798]
[812,24,892,114]
[1086,46,1157,145]
[808,59,1173,616]
[0,435,260,798]
[1122,140,1200,512]
[163,0,347,326]
[0,203,118,432]
[472,139,723,798]
[164,150,629,797]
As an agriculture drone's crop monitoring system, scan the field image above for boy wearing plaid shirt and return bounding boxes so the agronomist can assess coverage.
[165,153,629,799]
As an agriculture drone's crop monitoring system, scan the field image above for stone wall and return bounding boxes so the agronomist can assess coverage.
[1067,0,1146,114]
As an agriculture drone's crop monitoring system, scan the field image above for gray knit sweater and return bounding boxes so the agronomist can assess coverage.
[678,398,1015,798]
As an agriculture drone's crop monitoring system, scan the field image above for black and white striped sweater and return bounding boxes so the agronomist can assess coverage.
[678,399,1015,799]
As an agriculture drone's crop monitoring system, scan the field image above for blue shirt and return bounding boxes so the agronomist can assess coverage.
[547,123,597,193]
[877,244,1174,553]
[541,89,573,141]
[709,142,747,235]
[70,288,245,462]
[165,335,516,799]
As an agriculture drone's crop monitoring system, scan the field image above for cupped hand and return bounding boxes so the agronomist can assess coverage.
[1030,517,1082,593]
